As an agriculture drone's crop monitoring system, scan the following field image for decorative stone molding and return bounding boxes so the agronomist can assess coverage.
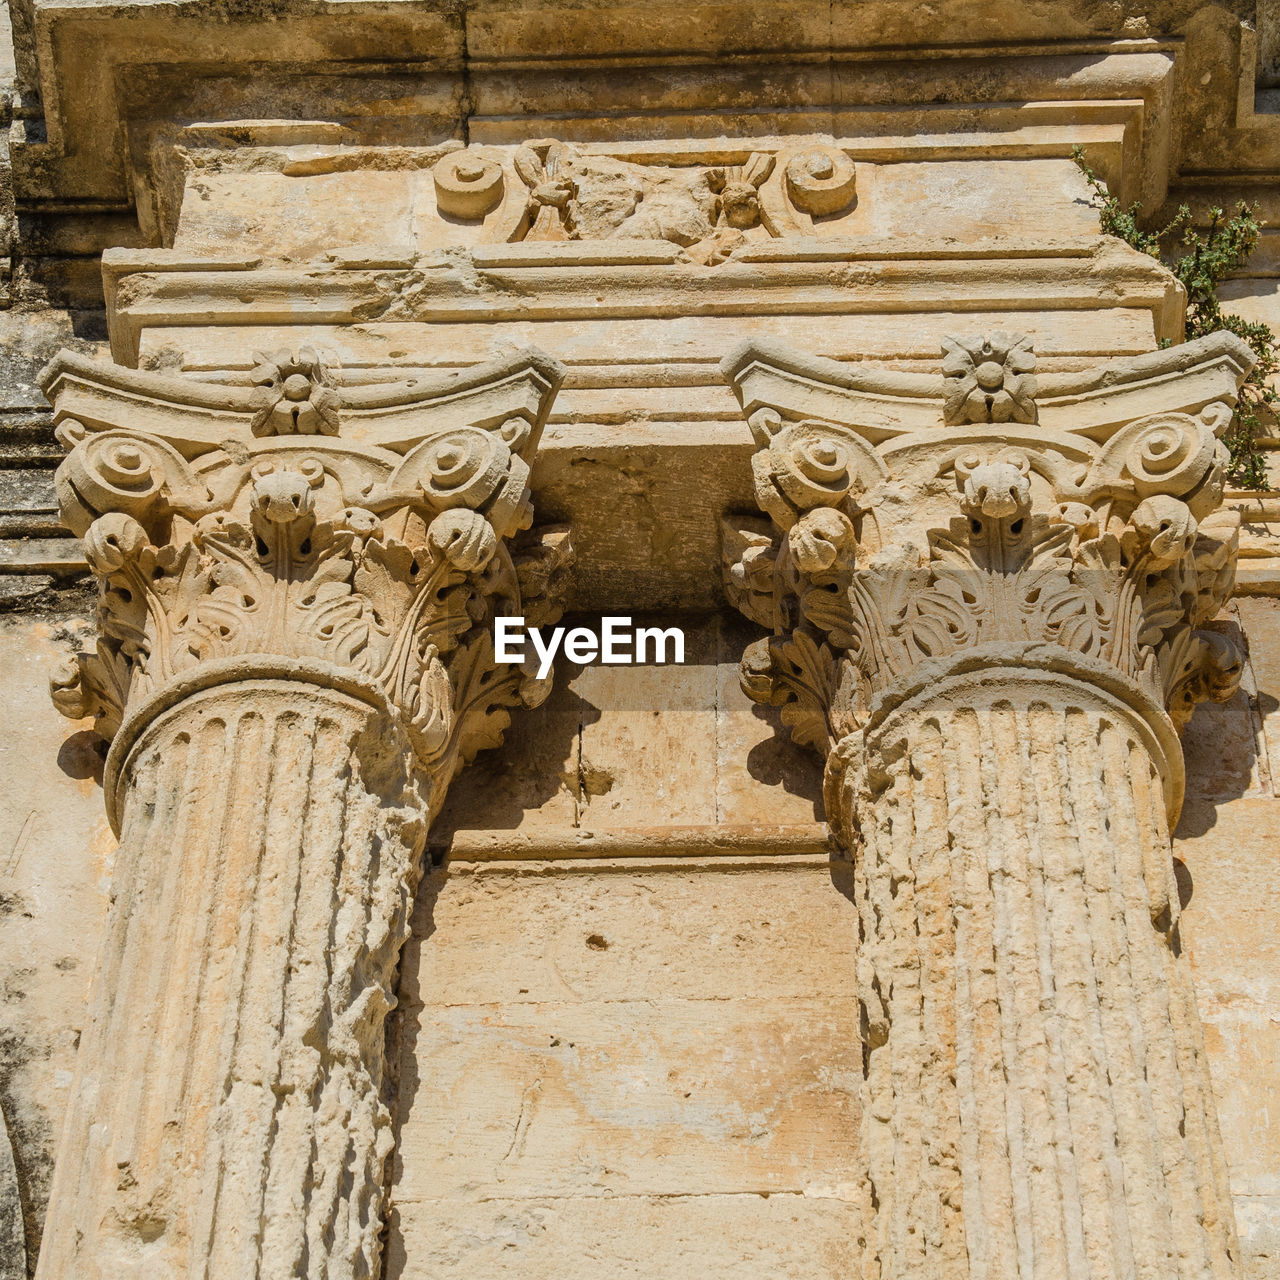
[783,147,857,216]
[722,331,1253,1280]
[276,136,857,259]
[36,349,569,1279]
[505,140,784,262]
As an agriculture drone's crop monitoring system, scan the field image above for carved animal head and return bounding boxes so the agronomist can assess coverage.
[709,153,775,229]
[956,455,1033,520]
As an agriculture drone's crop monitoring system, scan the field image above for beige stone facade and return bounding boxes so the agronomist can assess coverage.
[2,2,1280,1277]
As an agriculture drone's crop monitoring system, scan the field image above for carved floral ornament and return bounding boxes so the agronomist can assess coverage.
[722,330,1253,816]
[248,346,339,436]
[43,347,572,823]
[942,330,1037,424]
[430,136,859,261]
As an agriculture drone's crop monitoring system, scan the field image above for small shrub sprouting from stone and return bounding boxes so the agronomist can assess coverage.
[1074,146,1278,491]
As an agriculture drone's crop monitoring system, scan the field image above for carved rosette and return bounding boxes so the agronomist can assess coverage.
[722,332,1252,1280]
[37,349,569,1279]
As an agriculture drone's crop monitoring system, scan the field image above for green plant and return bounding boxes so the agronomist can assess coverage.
[1074,147,1278,490]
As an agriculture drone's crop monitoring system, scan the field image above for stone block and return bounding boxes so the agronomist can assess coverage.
[390,863,862,1268]
[0,619,112,1271]
[175,170,415,261]
[1237,597,1280,795]
[393,996,859,1200]
[400,865,857,1008]
[385,1191,861,1280]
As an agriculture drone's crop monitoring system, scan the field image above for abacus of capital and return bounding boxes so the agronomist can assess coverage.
[722,331,1252,1280]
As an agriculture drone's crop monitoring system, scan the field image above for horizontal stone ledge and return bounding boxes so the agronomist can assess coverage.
[0,516,70,540]
[0,537,86,573]
[1235,560,1280,596]
[443,853,839,876]
[430,822,834,864]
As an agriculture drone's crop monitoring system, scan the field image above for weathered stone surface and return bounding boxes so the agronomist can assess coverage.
[1176,793,1280,1280]
[389,864,860,1269]
[1234,597,1280,795]
[5,4,1280,1277]
[385,1192,861,1280]
[0,619,111,1275]
[399,865,857,1008]
[34,348,572,1278]
[722,332,1254,1277]
[399,997,858,1198]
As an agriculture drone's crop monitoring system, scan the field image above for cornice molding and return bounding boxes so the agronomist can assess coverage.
[13,7,1186,212]
[98,236,1183,368]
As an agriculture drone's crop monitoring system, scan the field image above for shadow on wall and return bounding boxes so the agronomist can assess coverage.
[1171,617,1271,906]
[382,866,444,1280]
[427,675,602,847]
[745,700,825,820]
[428,611,827,856]
[1175,632,1272,839]
[55,730,104,785]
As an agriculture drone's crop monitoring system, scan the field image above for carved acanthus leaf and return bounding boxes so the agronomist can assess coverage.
[721,516,781,630]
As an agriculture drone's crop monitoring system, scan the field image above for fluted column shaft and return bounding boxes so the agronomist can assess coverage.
[837,661,1237,1280]
[36,667,426,1280]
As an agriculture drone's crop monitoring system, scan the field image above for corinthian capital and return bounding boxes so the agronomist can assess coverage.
[722,331,1253,791]
[44,347,570,822]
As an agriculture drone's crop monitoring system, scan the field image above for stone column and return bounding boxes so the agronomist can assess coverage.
[842,656,1234,1280]
[36,349,570,1279]
[722,332,1252,1280]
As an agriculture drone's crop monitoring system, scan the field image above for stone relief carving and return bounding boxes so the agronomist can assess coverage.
[724,333,1243,755]
[941,330,1038,424]
[432,137,858,258]
[433,149,507,219]
[508,140,778,262]
[48,351,570,802]
[783,147,857,216]
[721,330,1252,1280]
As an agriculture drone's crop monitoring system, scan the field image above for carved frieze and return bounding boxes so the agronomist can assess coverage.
[405,136,861,259]
[504,141,781,263]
